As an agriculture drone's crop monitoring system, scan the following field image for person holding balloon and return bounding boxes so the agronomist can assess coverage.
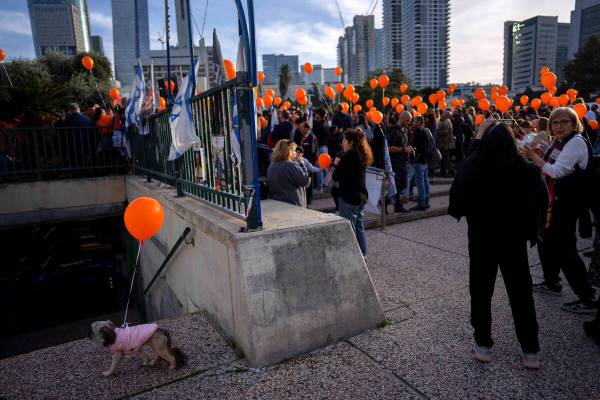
[331,128,373,257]
[267,139,310,208]
[523,107,597,314]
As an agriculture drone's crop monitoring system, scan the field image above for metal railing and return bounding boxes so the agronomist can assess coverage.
[0,127,129,183]
[130,80,262,230]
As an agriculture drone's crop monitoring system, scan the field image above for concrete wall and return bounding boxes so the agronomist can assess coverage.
[0,176,127,226]
[126,176,385,367]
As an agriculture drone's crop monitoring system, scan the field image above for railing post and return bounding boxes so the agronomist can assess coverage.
[31,128,43,181]
[175,157,184,197]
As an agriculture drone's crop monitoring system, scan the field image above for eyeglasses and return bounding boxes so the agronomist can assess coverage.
[551,119,573,127]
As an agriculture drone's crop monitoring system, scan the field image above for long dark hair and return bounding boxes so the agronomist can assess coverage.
[471,122,528,178]
[344,128,373,166]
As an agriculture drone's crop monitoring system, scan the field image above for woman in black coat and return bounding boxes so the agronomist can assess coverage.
[449,118,548,370]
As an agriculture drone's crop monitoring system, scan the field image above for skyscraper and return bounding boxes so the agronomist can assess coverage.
[568,0,600,59]
[90,35,104,55]
[503,16,570,91]
[111,0,150,86]
[174,0,191,48]
[336,16,376,84]
[261,54,299,84]
[383,0,449,89]
[375,29,384,71]
[27,0,91,57]
[383,0,401,70]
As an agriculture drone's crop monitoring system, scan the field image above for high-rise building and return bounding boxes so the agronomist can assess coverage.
[261,54,299,84]
[503,16,570,91]
[174,0,191,48]
[27,0,91,57]
[383,0,401,70]
[112,0,150,87]
[556,23,571,78]
[375,29,384,71]
[568,0,600,59]
[400,0,449,89]
[90,35,104,55]
[336,16,376,84]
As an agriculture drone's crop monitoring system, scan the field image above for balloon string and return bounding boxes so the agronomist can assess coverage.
[89,69,109,110]
[122,241,142,327]
[1,64,13,87]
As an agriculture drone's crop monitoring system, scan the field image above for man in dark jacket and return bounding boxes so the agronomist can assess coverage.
[63,103,94,168]
[404,116,432,210]
[331,104,351,132]
[268,109,293,147]
[452,108,466,165]
[387,111,413,212]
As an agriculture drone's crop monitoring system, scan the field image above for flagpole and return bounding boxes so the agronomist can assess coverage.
[150,59,156,110]
[185,0,196,93]
[164,0,173,104]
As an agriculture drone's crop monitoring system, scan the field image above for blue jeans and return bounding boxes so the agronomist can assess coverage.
[315,146,328,189]
[338,197,367,256]
[403,163,429,206]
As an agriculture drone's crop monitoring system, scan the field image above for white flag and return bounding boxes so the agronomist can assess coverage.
[125,60,146,128]
[168,59,200,160]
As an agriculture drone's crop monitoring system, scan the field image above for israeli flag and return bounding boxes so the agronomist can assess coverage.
[168,59,200,160]
[125,60,146,128]
[230,94,241,165]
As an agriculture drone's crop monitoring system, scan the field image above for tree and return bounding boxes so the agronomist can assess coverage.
[278,64,292,100]
[563,36,600,99]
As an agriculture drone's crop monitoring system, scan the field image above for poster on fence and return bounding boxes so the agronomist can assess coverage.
[365,171,383,214]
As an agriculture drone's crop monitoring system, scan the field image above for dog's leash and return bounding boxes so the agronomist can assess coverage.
[122,242,142,328]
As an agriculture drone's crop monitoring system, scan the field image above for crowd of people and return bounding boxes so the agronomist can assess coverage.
[260,98,600,370]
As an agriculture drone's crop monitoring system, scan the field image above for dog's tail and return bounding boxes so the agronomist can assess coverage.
[159,328,188,368]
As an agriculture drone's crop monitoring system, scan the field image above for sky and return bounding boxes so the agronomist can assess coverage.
[1,0,576,84]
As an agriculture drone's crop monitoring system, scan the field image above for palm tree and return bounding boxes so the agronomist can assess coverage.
[278,64,292,100]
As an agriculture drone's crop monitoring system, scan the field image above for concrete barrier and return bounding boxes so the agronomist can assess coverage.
[126,176,385,367]
[0,176,126,226]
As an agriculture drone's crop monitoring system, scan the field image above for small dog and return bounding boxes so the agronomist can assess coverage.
[88,320,187,376]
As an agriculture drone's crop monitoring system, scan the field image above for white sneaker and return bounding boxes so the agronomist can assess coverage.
[472,344,491,363]
[521,352,540,370]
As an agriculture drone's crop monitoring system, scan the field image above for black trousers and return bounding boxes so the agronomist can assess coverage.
[538,202,596,301]
[392,163,407,206]
[468,237,540,353]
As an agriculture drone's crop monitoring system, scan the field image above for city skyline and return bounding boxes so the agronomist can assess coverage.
[2,0,575,84]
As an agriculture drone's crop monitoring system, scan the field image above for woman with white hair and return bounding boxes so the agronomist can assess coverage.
[523,107,596,314]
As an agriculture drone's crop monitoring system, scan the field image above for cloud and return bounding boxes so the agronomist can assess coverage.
[90,11,113,31]
[0,11,31,36]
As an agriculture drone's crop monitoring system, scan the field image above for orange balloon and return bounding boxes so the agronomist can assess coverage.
[324,86,335,100]
[541,72,557,90]
[352,93,360,104]
[574,103,587,119]
[81,55,94,71]
[295,88,307,101]
[436,90,446,101]
[371,110,384,125]
[566,88,577,98]
[391,98,399,108]
[540,92,553,105]
[258,71,265,82]
[159,97,167,110]
[256,97,264,108]
[343,84,355,100]
[475,114,484,125]
[438,100,447,110]
[365,111,373,122]
[417,103,428,114]
[317,153,332,169]
[274,96,282,106]
[383,97,390,106]
[474,88,486,101]
[558,94,569,107]
[353,104,362,113]
[531,98,541,110]
[224,59,236,80]
[265,89,275,98]
[596,98,600,105]
[0,49,5,62]
[283,101,291,109]
[401,95,410,105]
[263,95,273,108]
[549,97,560,108]
[589,120,599,130]
[258,116,268,129]
[499,85,508,96]
[366,99,374,109]
[378,75,390,89]
[303,63,313,75]
[109,88,120,100]
[540,66,549,76]
[520,95,529,106]
[336,83,344,94]
[124,197,165,244]
[335,66,343,76]
[549,86,557,95]
[395,104,405,113]
[370,79,378,90]
[400,83,408,94]
[297,96,308,106]
[490,92,498,102]
[478,98,490,111]
[410,96,423,107]
[165,80,175,92]
[341,102,349,113]
[429,93,438,106]
[495,96,510,113]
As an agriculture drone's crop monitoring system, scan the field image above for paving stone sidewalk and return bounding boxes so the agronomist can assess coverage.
[1,215,599,399]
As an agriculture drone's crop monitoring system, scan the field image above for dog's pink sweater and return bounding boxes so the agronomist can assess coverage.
[109,323,159,354]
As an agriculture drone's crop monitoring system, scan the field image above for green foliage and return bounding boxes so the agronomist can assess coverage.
[0,52,113,124]
[563,36,600,100]
[278,64,292,100]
